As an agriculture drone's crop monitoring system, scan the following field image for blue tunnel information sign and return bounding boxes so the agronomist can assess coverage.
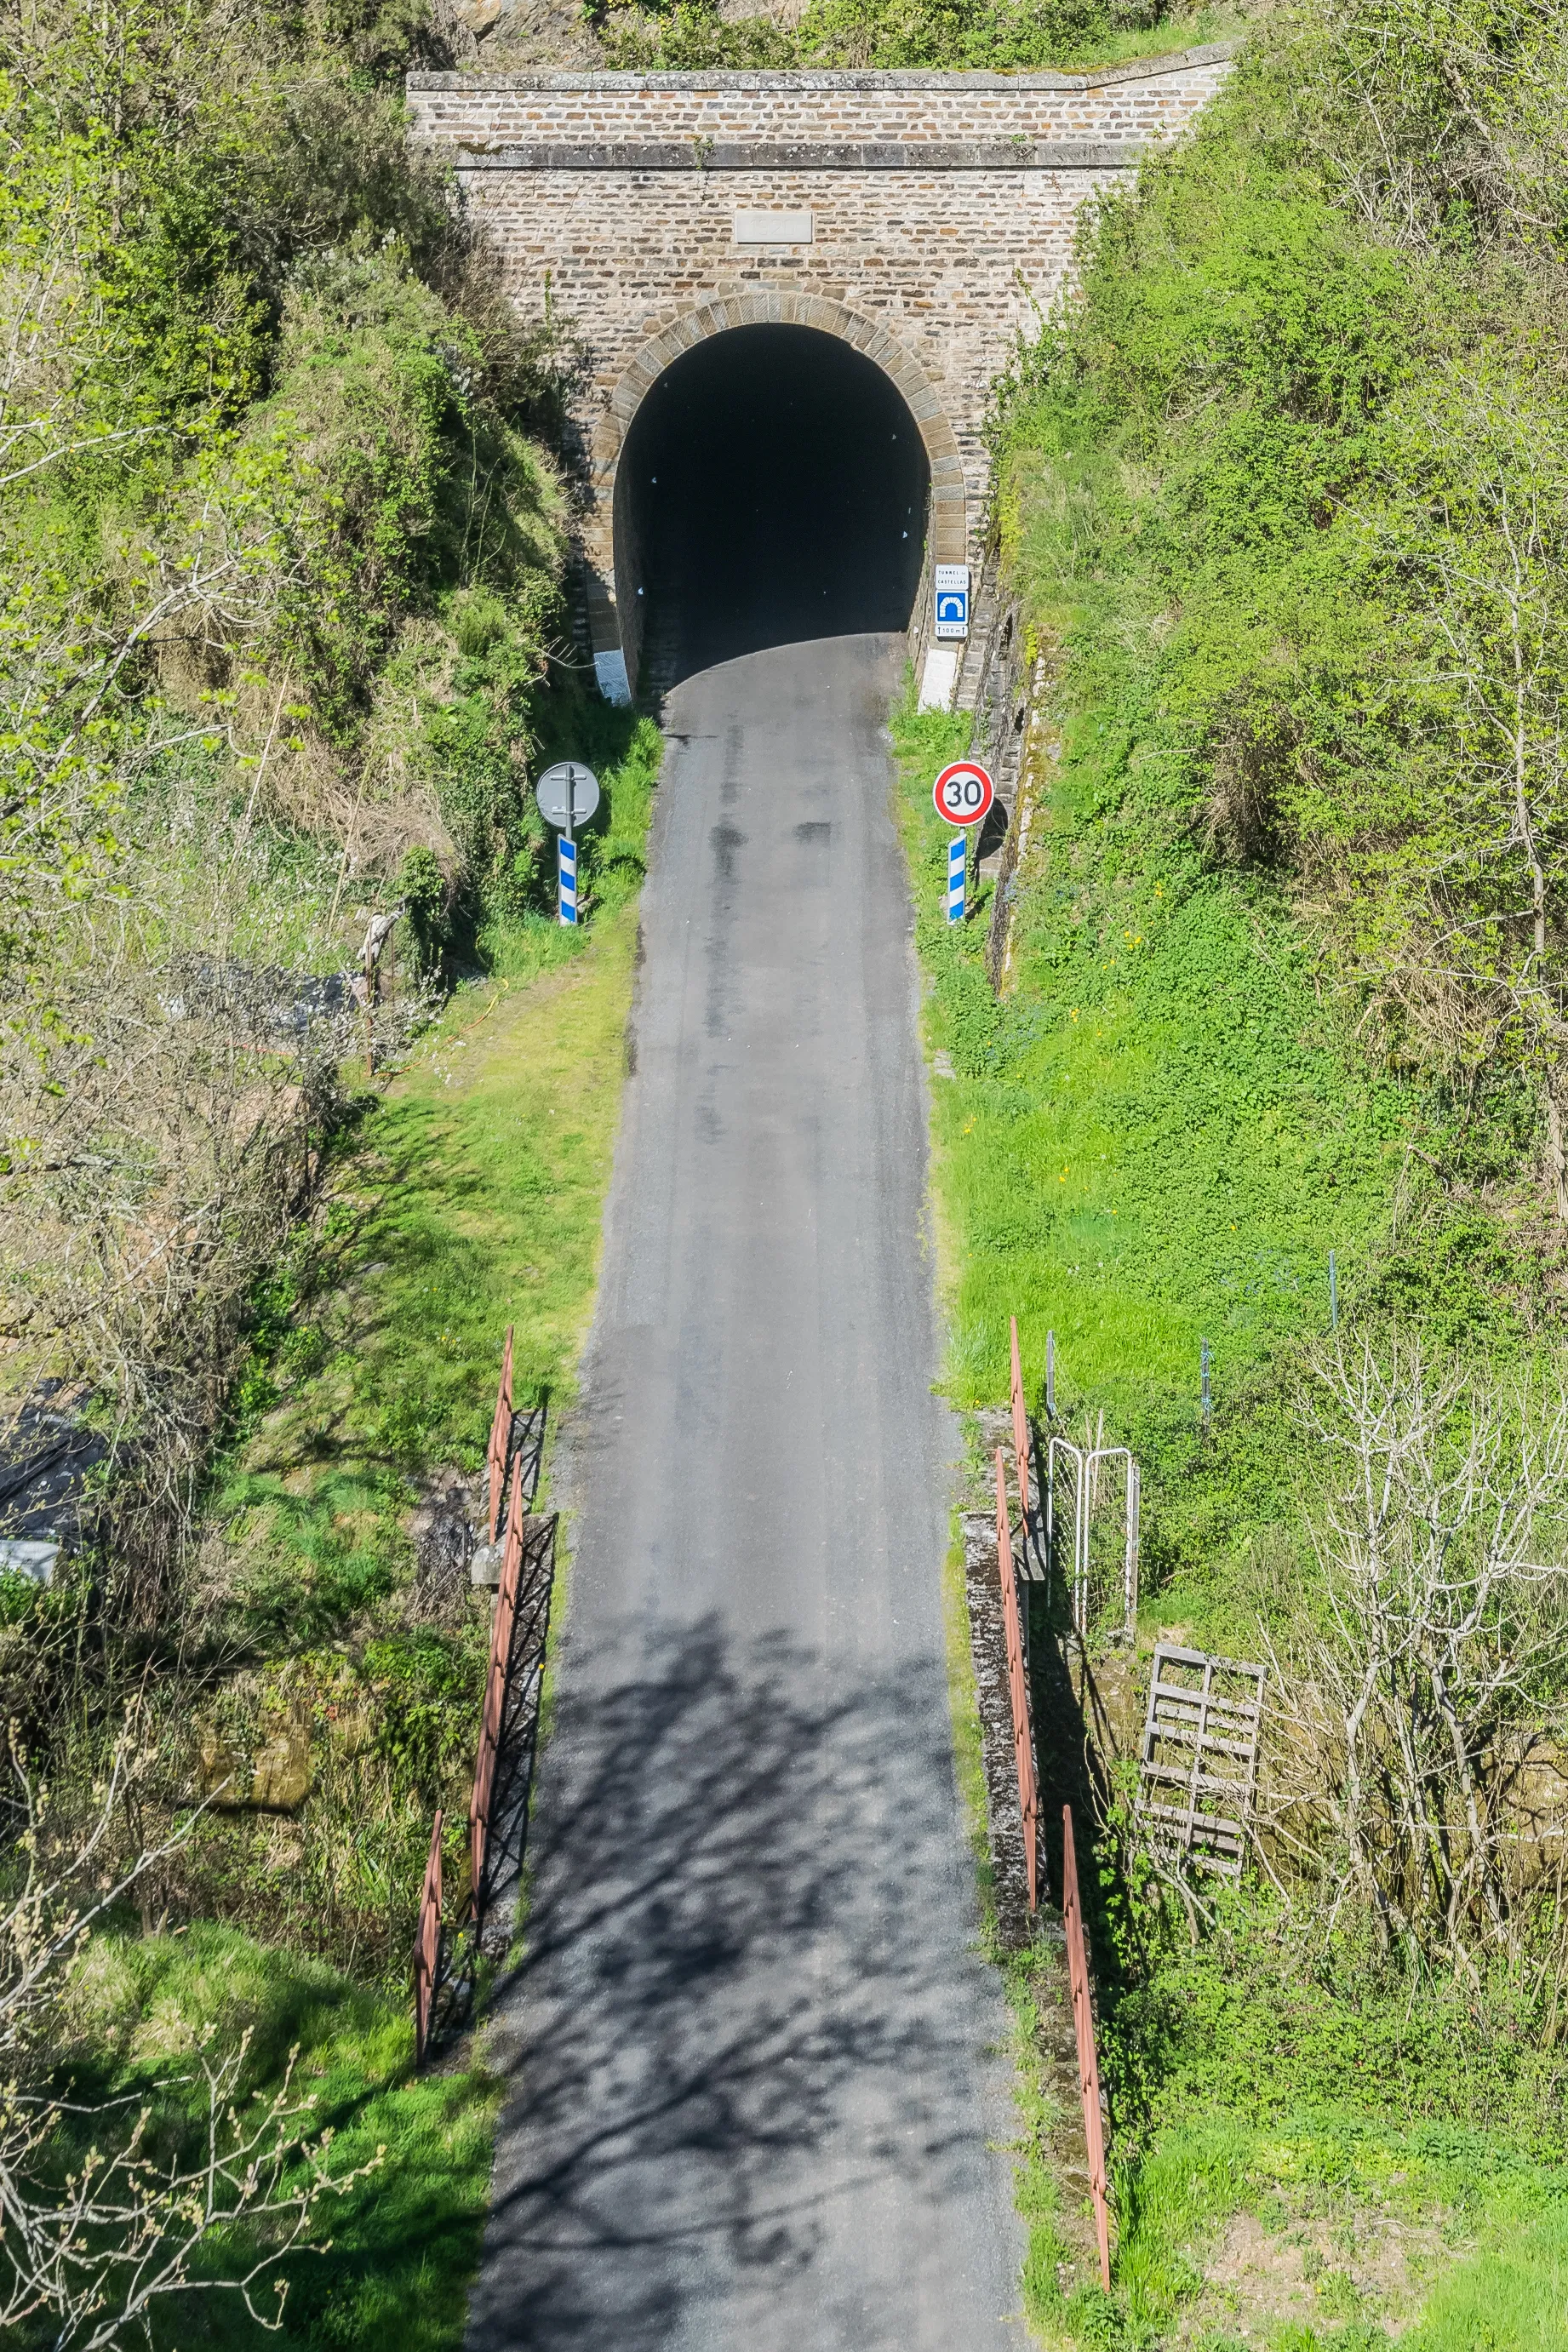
[934,564,970,640]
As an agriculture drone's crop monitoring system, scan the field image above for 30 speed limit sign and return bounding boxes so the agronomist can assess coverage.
[933,761,995,827]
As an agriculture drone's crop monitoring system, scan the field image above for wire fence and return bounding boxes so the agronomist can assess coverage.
[412,1331,557,2066]
[993,1445,1039,1913]
[1062,1802,1112,2292]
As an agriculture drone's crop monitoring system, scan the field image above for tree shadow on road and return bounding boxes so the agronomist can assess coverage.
[466,1616,1004,2350]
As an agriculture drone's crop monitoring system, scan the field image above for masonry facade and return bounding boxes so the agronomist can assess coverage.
[406,53,1231,701]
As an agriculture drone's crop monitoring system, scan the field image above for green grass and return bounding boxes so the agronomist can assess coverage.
[1062,2108,1568,2352]
[63,1923,497,2351]
[1411,2202,1568,2352]
[889,681,1417,1637]
[219,713,662,1640]
[891,13,1568,2343]
[92,712,668,2347]
[893,667,1568,2344]
[599,0,1248,78]
[894,672,1568,2348]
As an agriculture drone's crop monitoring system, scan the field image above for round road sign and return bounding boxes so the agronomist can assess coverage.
[933,760,994,828]
[535,760,601,832]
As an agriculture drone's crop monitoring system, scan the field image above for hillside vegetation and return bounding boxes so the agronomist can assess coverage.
[899,2,1568,2343]
[587,0,1238,77]
[0,3,662,2341]
[7,0,1568,2342]
[1,0,592,1563]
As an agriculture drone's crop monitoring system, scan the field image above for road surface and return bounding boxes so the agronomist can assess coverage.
[466,632,1021,2351]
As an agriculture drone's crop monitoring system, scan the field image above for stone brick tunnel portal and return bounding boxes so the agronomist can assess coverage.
[408,51,1232,701]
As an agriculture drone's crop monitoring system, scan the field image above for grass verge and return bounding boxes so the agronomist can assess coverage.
[887,675,1568,2347]
[888,677,1419,1640]
[65,1923,497,2352]
[85,713,664,2348]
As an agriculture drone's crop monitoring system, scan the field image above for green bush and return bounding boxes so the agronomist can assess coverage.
[994,3,1568,1223]
[597,0,1230,72]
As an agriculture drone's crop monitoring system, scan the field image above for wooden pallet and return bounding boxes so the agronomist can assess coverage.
[1136,1643,1265,1880]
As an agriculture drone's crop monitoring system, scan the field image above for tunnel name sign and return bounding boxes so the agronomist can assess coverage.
[933,761,993,827]
[934,564,970,641]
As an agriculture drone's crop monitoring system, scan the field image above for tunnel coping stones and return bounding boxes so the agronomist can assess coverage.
[408,49,1234,700]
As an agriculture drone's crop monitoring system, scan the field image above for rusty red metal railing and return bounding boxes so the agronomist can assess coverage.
[413,1806,444,2066]
[470,1452,525,1899]
[1062,1802,1112,2292]
[1010,1314,1032,1528]
[486,1325,515,1544]
[993,1448,1039,1910]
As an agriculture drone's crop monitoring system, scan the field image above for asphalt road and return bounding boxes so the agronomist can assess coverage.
[466,632,1021,2352]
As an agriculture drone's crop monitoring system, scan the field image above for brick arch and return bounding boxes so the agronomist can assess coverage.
[589,292,967,695]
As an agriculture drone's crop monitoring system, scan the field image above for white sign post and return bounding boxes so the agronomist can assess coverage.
[947,833,967,924]
[535,763,601,929]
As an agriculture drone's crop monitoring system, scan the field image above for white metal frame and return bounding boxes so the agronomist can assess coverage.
[1045,1434,1141,1642]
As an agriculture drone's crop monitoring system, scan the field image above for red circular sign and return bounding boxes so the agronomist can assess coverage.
[933,761,995,828]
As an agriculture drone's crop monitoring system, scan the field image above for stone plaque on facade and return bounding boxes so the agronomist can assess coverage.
[733,209,814,245]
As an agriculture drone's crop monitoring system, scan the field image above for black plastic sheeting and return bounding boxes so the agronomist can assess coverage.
[0,1389,111,1574]
[620,323,930,686]
[160,956,355,1039]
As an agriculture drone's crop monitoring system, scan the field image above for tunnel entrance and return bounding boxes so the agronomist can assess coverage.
[615,324,930,689]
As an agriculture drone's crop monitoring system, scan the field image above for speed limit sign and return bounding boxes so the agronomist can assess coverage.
[933,761,995,827]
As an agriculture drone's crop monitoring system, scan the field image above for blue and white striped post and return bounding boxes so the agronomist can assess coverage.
[947,831,966,924]
[558,833,578,926]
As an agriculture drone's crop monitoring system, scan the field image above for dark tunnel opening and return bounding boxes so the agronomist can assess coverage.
[615,324,931,689]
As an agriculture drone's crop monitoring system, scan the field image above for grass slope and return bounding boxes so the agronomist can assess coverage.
[893,632,1566,2337]
[222,715,661,1645]
[891,690,1414,1645]
[76,717,663,2350]
[67,1925,498,2352]
[593,0,1247,79]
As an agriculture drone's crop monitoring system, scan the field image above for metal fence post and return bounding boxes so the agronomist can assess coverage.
[471,1453,524,1905]
[994,1450,1039,1910]
[413,1807,444,2066]
[1010,1315,1031,1529]
[487,1325,515,1544]
[1062,1804,1112,2292]
[1125,1460,1141,1634]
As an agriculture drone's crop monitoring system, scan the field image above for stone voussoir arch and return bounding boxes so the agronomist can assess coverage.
[602,290,968,564]
[587,289,970,695]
